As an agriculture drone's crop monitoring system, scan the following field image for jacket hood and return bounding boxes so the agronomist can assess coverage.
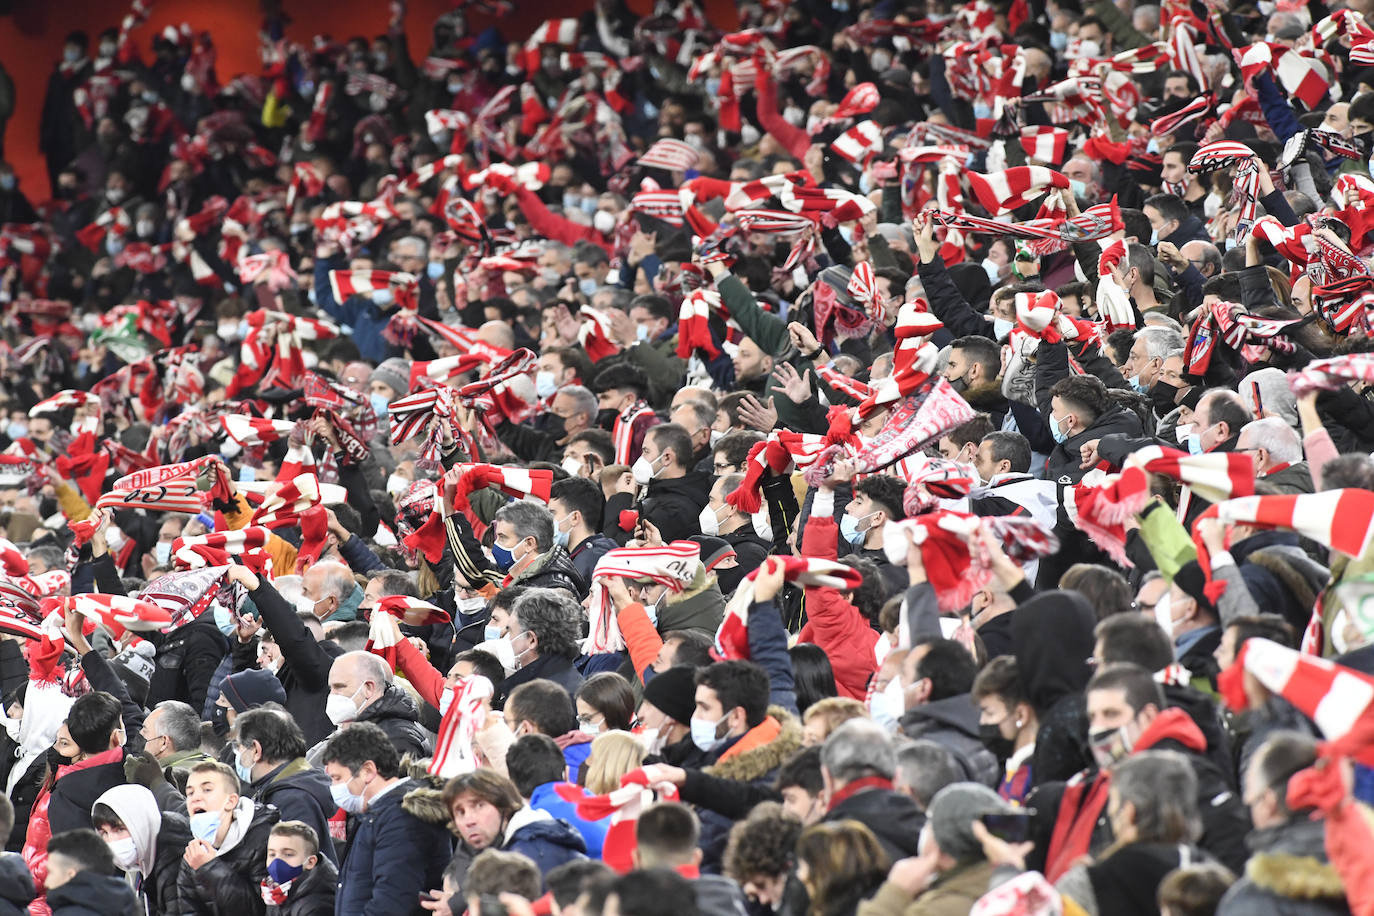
[93,783,163,872]
[659,580,725,633]
[1134,707,1207,754]
[899,694,980,738]
[505,807,589,854]
[1244,817,1345,900]
[704,706,802,784]
[1012,590,1096,712]
[962,380,1008,412]
[0,851,33,908]
[359,683,421,725]
[262,757,337,811]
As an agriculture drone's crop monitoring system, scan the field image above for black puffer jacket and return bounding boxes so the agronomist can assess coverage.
[47,870,139,916]
[355,684,431,760]
[176,800,280,916]
[899,695,999,787]
[509,545,589,600]
[144,810,192,916]
[821,784,925,863]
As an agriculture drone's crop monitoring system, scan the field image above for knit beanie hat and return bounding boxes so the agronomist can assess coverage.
[370,357,412,397]
[221,668,288,712]
[641,665,697,726]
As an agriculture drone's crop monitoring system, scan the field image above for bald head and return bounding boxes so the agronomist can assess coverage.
[327,650,392,713]
[478,320,516,350]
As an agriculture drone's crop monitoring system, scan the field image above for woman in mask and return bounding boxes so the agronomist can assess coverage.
[91,783,191,916]
[574,673,636,737]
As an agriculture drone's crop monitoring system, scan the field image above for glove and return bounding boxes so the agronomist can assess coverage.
[125,749,169,791]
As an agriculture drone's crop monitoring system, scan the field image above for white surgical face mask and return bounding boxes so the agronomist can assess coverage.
[593,209,616,234]
[561,456,584,477]
[698,504,723,537]
[326,685,365,725]
[386,473,410,499]
[867,676,905,730]
[330,778,365,814]
[107,836,139,870]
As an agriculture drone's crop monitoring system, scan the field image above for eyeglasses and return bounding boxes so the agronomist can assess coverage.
[712,462,735,473]
[576,713,605,727]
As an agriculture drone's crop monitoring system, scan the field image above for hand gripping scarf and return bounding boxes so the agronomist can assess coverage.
[584,541,702,655]
[883,512,1058,612]
[1189,142,1262,242]
[726,424,854,515]
[966,167,1071,216]
[902,459,980,516]
[714,557,864,660]
[430,675,494,779]
[96,455,232,514]
[675,290,723,360]
[388,385,464,471]
[1292,354,1374,398]
[1192,490,1374,620]
[172,528,273,580]
[1064,447,1256,565]
[365,594,451,670]
[40,594,173,641]
[448,464,554,544]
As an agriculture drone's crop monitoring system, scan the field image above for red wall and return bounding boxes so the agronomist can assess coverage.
[2,0,738,198]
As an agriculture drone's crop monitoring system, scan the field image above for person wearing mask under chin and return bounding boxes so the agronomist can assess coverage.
[321,723,452,916]
[176,761,281,916]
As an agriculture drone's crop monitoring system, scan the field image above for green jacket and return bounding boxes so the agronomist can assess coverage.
[1091,0,1152,50]
[626,335,688,408]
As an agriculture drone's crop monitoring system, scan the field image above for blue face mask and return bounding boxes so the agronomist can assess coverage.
[267,858,304,886]
[1187,431,1204,455]
[581,197,599,216]
[992,317,1015,340]
[483,624,503,642]
[705,77,721,97]
[213,605,236,636]
[234,750,254,785]
[1050,413,1071,444]
[370,392,390,418]
[840,511,874,546]
[1128,374,1147,394]
[490,540,523,572]
[1149,228,1160,247]
[535,370,558,400]
[188,812,221,843]
[64,48,81,63]
[563,194,581,211]
[0,175,14,192]
[553,517,571,549]
[636,323,651,342]
[973,101,993,120]
[1069,179,1088,198]
[426,261,444,280]
[1049,31,1069,51]
[579,277,598,298]
[371,288,394,306]
[982,258,1001,284]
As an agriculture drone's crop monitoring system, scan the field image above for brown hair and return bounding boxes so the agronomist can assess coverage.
[1157,863,1235,916]
[188,761,240,796]
[466,849,542,902]
[441,770,524,825]
[723,803,802,883]
[270,821,320,857]
[795,821,889,916]
[800,698,868,743]
[576,672,637,732]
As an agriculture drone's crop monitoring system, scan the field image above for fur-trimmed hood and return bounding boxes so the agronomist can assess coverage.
[703,706,801,784]
[1243,818,1345,901]
[397,757,455,833]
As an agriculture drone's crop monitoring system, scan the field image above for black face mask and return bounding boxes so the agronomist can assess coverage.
[949,373,970,394]
[47,746,74,769]
[544,413,566,442]
[715,563,748,596]
[209,704,231,737]
[596,408,617,430]
[979,722,1016,761]
[1149,380,1179,416]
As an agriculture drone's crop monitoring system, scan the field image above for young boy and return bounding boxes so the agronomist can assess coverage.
[262,821,337,916]
[179,761,280,915]
[44,829,137,915]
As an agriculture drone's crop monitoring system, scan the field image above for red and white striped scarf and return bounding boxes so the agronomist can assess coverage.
[1189,142,1262,242]
[638,138,700,173]
[966,166,1070,216]
[447,464,554,542]
[42,593,173,642]
[430,675,494,778]
[578,305,621,364]
[366,594,451,670]
[1291,354,1374,398]
[96,455,231,514]
[585,541,702,654]
[613,400,656,466]
[715,557,863,660]
[676,291,722,360]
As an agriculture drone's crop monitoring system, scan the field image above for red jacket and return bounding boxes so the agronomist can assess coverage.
[23,745,126,908]
[514,188,613,255]
[797,514,879,700]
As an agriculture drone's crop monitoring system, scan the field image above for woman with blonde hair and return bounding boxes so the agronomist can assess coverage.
[581,730,646,794]
[795,820,889,916]
[800,697,868,746]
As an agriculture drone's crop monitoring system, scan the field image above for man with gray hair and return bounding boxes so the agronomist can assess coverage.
[497,383,598,464]
[894,739,964,815]
[502,588,586,696]
[492,500,588,598]
[138,700,210,797]
[302,561,364,624]
[1122,325,1185,397]
[818,720,925,861]
[321,650,429,760]
[1238,418,1313,493]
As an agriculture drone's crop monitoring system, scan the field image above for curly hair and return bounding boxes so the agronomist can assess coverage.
[723,802,803,883]
[511,588,583,660]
